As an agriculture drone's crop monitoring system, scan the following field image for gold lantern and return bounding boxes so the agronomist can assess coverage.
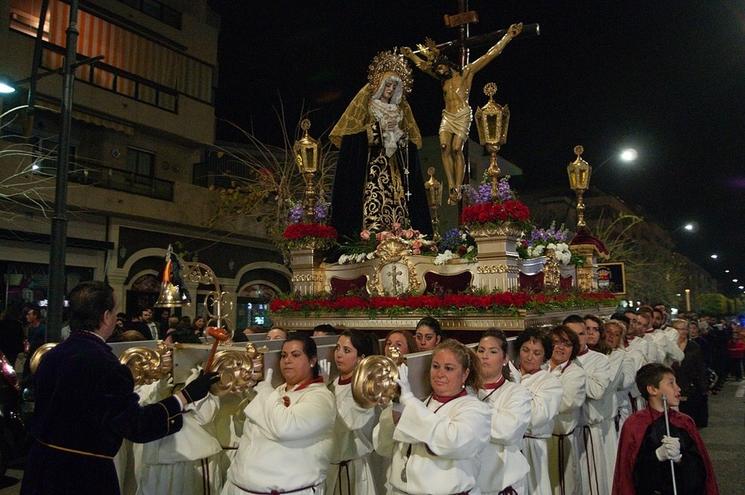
[474,83,510,199]
[424,167,443,242]
[566,145,592,228]
[293,118,320,218]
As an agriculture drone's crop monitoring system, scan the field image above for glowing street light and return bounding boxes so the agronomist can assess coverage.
[0,81,15,94]
[619,148,638,162]
[733,279,739,283]
[683,223,695,232]
[725,269,731,273]
[710,254,718,260]
[738,285,744,290]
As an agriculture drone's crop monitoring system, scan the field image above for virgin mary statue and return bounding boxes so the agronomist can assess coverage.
[329,50,432,242]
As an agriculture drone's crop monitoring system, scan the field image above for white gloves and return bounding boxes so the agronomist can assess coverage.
[655,435,682,462]
[396,364,416,406]
[319,359,332,384]
[255,368,275,395]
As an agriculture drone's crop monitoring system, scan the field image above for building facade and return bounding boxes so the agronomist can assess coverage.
[0,0,289,331]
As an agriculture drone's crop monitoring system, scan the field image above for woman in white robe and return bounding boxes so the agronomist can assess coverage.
[514,328,563,495]
[563,316,612,495]
[476,329,532,495]
[137,368,223,495]
[546,325,586,495]
[222,334,335,495]
[325,330,379,495]
[373,339,491,495]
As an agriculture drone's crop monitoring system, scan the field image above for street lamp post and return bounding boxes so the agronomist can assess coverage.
[47,0,80,342]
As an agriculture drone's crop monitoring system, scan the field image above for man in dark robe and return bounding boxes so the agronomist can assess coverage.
[21,281,218,495]
[613,363,718,495]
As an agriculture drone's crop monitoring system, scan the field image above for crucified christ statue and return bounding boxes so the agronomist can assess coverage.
[402,22,522,205]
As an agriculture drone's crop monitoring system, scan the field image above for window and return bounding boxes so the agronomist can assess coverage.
[116,0,182,30]
[127,148,154,178]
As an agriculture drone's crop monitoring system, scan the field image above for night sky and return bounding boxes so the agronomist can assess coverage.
[209,0,745,295]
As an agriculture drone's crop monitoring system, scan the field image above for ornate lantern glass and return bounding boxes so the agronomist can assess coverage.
[293,119,320,174]
[567,145,592,192]
[475,83,510,148]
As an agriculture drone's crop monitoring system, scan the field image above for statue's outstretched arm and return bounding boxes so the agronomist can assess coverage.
[401,46,437,79]
[465,22,523,77]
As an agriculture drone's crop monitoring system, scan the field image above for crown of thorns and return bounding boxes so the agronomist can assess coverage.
[367,49,413,95]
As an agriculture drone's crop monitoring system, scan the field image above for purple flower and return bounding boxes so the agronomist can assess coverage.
[497,177,513,201]
[314,201,328,221]
[288,203,303,224]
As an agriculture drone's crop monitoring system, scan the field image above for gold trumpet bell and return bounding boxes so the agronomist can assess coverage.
[155,280,190,308]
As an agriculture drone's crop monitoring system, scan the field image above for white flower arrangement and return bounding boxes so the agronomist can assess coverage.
[434,250,457,266]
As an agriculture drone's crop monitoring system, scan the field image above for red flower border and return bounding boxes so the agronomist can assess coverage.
[461,199,531,225]
[269,290,617,315]
[283,223,338,240]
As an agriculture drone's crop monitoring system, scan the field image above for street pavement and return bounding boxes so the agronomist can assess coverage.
[700,379,745,495]
[1,380,743,494]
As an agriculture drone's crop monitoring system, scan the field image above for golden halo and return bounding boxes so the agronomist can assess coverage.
[367,49,413,95]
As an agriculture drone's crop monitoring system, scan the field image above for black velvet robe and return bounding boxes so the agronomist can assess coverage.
[330,131,433,243]
[21,331,183,495]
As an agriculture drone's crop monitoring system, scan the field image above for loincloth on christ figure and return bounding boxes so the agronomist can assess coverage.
[438,106,473,141]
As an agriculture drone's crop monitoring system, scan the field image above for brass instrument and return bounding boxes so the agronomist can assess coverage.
[351,346,404,408]
[29,343,57,374]
[210,343,263,395]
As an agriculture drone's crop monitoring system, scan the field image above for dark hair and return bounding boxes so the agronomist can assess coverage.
[584,315,611,354]
[416,316,444,339]
[283,333,320,378]
[479,328,511,380]
[27,307,42,319]
[68,281,115,332]
[339,329,377,358]
[140,307,153,316]
[433,339,482,390]
[313,324,337,335]
[515,326,552,363]
[562,314,585,326]
[384,329,417,355]
[636,363,675,400]
[550,325,580,361]
[584,314,603,328]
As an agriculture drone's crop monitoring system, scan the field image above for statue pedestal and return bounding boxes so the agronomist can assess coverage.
[571,243,600,291]
[471,223,521,292]
[289,247,326,296]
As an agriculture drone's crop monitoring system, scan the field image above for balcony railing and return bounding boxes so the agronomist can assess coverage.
[33,158,173,201]
[41,43,179,113]
[193,159,252,188]
[62,157,174,201]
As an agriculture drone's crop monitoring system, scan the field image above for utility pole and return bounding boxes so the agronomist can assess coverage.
[47,0,79,341]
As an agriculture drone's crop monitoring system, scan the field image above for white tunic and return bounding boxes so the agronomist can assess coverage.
[611,348,639,432]
[137,392,223,495]
[115,379,169,495]
[223,381,335,495]
[624,338,650,416]
[546,360,586,495]
[326,377,378,495]
[651,327,685,366]
[373,392,490,495]
[574,349,611,495]
[518,370,563,495]
[642,331,664,363]
[477,379,531,494]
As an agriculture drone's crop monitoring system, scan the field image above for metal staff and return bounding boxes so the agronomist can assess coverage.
[662,395,678,495]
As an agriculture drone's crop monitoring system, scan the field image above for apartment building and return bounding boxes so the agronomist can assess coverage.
[0,0,288,329]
